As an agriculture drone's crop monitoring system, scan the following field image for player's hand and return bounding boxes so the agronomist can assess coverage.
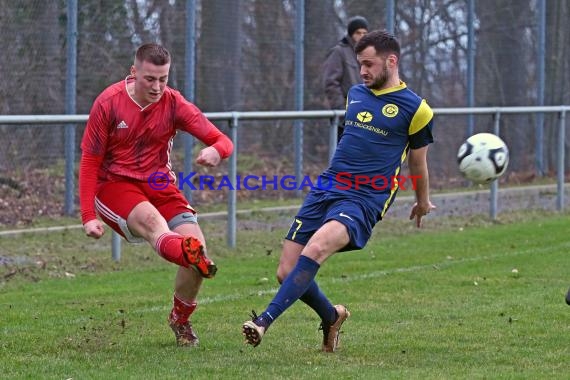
[409,201,436,228]
[196,146,221,167]
[84,219,105,239]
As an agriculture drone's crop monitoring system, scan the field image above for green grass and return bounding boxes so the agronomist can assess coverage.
[1,211,569,379]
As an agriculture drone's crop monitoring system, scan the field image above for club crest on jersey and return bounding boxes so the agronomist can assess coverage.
[356,111,373,123]
[382,104,399,118]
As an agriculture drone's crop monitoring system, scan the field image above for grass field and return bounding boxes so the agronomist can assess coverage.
[1,209,569,379]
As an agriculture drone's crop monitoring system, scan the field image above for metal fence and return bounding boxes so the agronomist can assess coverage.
[0,105,568,260]
[2,0,569,181]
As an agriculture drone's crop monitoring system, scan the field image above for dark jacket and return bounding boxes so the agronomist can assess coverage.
[322,36,362,110]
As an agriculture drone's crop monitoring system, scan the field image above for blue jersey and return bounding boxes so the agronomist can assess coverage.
[318,81,434,219]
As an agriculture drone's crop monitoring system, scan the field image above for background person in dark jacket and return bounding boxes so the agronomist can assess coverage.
[323,16,369,140]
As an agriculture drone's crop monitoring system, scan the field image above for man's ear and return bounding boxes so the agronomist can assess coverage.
[130,65,136,77]
[387,54,398,68]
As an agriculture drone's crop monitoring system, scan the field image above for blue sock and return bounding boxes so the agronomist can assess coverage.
[257,255,320,328]
[300,280,337,323]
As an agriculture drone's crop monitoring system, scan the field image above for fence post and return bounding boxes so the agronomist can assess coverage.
[386,0,395,34]
[490,111,501,219]
[112,231,121,261]
[64,0,77,216]
[227,113,239,248]
[535,0,546,176]
[329,114,339,164]
[183,0,197,203]
[294,0,305,198]
[466,0,475,138]
[557,110,566,211]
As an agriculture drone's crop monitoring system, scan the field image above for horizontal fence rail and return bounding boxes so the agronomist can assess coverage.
[0,106,568,260]
[3,106,570,123]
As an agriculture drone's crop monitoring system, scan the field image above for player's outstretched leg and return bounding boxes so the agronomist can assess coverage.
[181,236,217,278]
[320,304,350,353]
[565,287,570,305]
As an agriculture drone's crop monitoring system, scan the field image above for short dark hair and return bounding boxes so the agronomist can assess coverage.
[135,43,171,66]
[354,30,400,59]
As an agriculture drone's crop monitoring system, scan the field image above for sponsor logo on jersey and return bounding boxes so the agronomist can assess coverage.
[345,119,388,136]
[117,120,128,129]
[382,104,398,117]
[356,111,373,123]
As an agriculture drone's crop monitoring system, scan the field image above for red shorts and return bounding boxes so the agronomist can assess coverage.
[94,180,195,242]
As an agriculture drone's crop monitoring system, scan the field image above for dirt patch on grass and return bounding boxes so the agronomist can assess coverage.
[0,169,66,227]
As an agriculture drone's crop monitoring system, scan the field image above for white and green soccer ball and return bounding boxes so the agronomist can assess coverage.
[457,133,509,184]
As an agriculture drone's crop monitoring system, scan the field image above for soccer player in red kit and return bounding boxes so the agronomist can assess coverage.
[79,43,233,347]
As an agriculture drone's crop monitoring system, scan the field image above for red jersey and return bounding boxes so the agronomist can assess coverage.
[79,76,233,223]
[81,76,232,181]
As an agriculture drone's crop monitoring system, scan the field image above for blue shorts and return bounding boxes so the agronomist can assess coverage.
[285,189,381,251]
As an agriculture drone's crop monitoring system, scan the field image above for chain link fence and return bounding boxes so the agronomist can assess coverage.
[0,0,568,228]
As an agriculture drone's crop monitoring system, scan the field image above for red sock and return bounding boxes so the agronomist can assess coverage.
[169,294,197,324]
[155,233,188,267]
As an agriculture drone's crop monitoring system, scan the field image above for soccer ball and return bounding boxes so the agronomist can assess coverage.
[457,133,509,184]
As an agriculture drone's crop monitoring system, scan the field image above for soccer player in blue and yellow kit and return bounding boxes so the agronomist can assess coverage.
[243,30,436,352]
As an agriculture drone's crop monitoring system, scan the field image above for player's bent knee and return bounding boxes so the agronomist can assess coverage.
[303,241,331,262]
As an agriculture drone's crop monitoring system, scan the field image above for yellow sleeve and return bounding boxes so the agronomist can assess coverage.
[409,99,433,135]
